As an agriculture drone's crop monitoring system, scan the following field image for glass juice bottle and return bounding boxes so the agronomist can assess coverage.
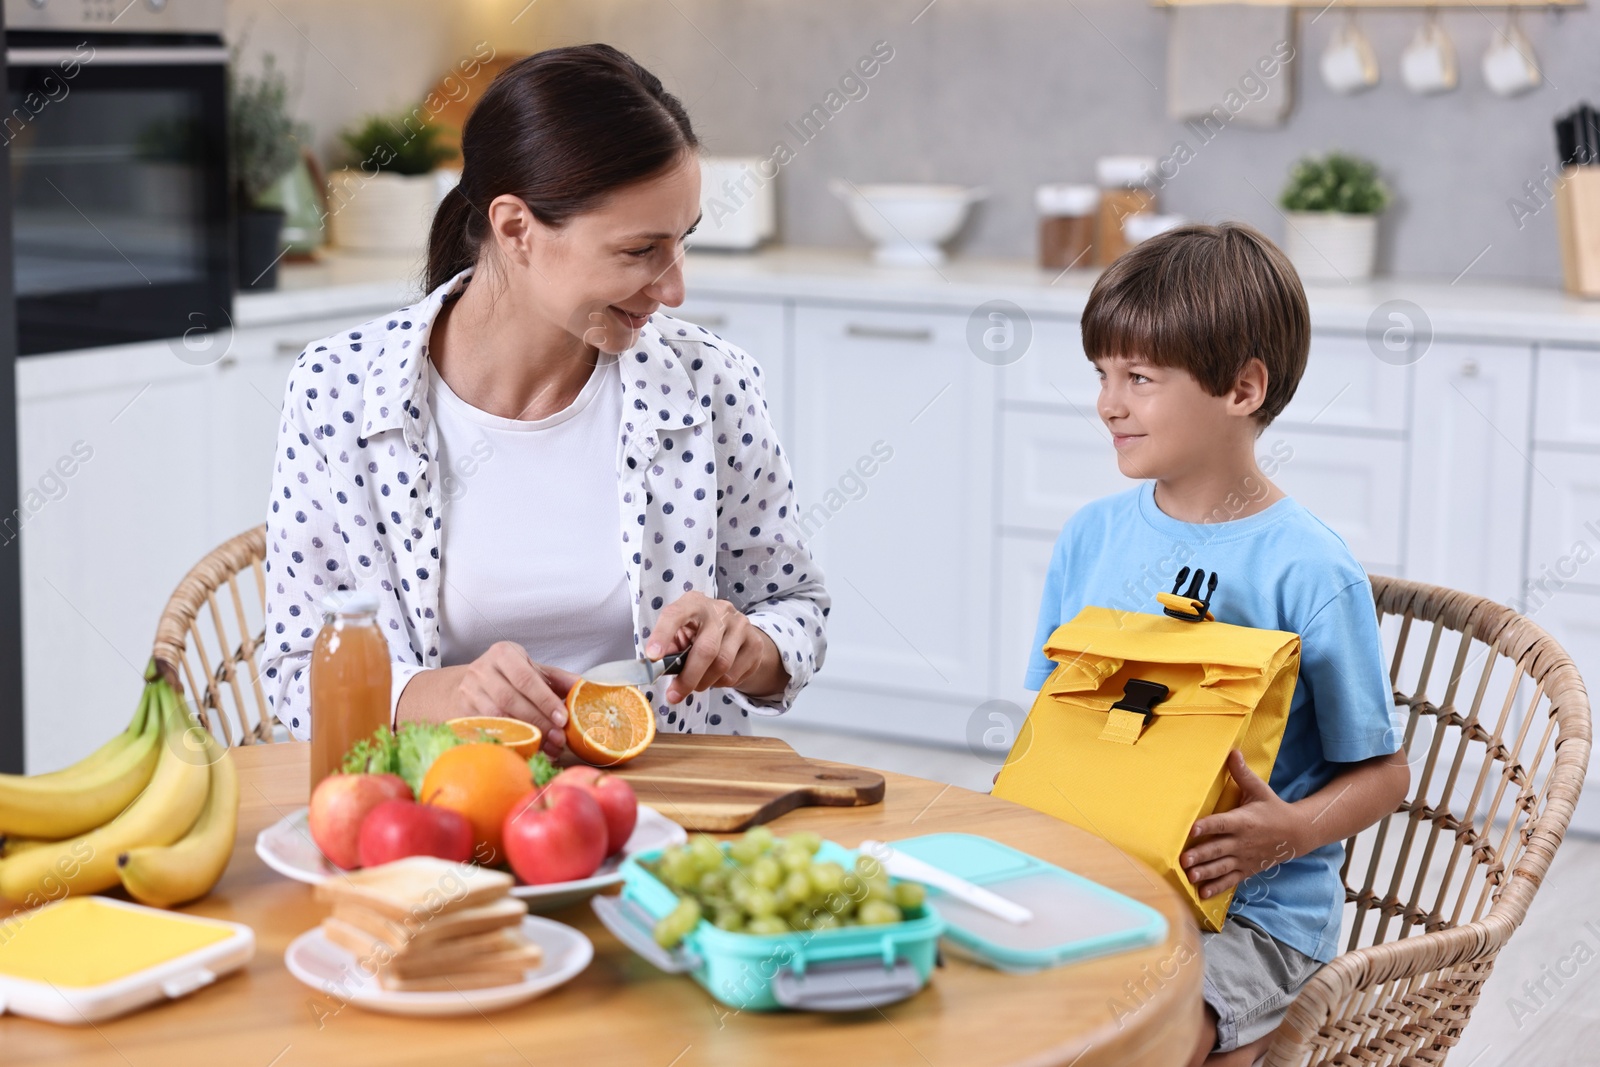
[309,591,391,793]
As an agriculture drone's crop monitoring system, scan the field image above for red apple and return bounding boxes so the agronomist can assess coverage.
[357,799,474,867]
[502,784,607,885]
[308,773,412,870]
[547,766,638,856]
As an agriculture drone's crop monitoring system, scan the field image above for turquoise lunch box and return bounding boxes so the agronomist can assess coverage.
[591,840,945,1012]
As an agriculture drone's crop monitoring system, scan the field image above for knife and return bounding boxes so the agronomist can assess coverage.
[582,648,690,687]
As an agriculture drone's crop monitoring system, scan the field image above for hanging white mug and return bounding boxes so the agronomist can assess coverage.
[1482,15,1541,97]
[1320,15,1379,95]
[1401,16,1458,95]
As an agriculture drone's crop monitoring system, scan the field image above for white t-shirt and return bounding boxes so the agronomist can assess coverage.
[401,352,636,715]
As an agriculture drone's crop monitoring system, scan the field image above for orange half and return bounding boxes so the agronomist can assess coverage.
[446,716,542,758]
[564,681,656,766]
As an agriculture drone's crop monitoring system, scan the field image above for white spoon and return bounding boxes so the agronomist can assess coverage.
[858,839,1033,925]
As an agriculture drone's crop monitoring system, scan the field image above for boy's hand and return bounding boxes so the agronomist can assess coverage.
[1180,750,1307,900]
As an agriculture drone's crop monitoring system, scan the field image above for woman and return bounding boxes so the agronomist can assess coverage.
[260,45,828,758]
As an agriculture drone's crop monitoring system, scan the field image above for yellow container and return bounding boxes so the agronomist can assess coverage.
[994,585,1300,931]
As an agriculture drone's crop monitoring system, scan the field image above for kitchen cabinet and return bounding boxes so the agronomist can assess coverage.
[16,342,217,773]
[1404,341,1532,606]
[1263,427,1407,575]
[789,305,998,741]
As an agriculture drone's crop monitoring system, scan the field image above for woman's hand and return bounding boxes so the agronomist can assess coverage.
[454,641,580,758]
[647,592,789,704]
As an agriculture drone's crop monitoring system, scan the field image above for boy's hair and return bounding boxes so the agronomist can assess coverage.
[1081,222,1309,428]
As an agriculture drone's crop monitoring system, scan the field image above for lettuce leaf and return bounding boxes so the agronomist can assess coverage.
[340,725,399,776]
[529,750,558,787]
[397,721,465,796]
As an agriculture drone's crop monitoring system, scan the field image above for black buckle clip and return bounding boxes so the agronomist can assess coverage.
[1110,678,1170,725]
[1164,567,1218,622]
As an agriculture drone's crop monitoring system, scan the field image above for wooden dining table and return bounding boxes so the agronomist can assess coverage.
[0,741,1204,1067]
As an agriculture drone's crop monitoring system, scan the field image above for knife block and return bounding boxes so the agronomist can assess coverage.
[1556,165,1600,298]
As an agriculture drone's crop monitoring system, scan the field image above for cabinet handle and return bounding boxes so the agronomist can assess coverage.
[275,339,316,356]
[1460,358,1479,378]
[684,314,727,329]
[845,323,934,343]
[216,354,238,369]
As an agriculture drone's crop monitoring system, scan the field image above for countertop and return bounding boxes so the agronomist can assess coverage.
[237,246,1600,347]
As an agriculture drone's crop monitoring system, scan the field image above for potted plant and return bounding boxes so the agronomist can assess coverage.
[328,112,457,255]
[1278,152,1390,283]
[228,54,306,290]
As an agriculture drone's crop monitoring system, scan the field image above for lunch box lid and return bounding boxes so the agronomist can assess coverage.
[0,896,255,1025]
[886,833,1168,973]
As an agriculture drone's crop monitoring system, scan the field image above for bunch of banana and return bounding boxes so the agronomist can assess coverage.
[0,662,239,908]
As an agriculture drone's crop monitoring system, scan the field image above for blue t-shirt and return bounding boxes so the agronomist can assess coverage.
[1024,481,1401,963]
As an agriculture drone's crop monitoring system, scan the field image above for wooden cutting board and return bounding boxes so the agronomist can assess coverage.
[608,734,885,832]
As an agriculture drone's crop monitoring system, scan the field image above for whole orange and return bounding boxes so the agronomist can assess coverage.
[418,743,532,867]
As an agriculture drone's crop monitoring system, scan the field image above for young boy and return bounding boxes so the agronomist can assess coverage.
[1022,223,1411,1066]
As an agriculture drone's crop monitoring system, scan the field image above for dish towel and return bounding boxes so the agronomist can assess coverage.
[1166,4,1295,128]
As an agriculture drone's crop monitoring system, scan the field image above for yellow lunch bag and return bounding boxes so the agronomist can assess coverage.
[992,567,1301,931]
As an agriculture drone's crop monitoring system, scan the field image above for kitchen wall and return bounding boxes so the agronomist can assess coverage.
[229,0,1600,286]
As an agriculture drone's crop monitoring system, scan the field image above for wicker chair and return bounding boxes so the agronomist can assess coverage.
[154,530,1592,1062]
[151,525,277,747]
[1266,576,1591,1066]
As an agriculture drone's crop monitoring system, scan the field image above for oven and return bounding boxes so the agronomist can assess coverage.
[6,0,230,356]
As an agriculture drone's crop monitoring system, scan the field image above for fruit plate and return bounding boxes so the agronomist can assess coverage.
[255,803,686,911]
[284,915,592,1017]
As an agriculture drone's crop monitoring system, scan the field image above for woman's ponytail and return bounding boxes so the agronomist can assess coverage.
[423,44,699,296]
[426,182,481,293]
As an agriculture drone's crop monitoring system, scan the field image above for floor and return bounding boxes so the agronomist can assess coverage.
[753,718,1600,1067]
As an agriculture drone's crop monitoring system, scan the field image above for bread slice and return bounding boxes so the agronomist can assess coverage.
[378,967,534,993]
[313,857,514,920]
[332,895,527,951]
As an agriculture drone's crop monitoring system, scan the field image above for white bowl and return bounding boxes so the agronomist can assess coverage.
[830,180,987,267]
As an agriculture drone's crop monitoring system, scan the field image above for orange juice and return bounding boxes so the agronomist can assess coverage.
[309,591,391,793]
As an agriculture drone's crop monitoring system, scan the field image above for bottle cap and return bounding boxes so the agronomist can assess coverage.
[321,590,380,616]
[1035,183,1099,216]
[1096,156,1157,188]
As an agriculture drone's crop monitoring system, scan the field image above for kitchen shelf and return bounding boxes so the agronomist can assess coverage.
[1152,1,1580,7]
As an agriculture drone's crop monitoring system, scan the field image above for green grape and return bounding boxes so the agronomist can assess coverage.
[802,908,840,932]
[778,844,812,873]
[863,876,894,903]
[750,855,782,890]
[746,915,788,936]
[808,861,846,895]
[788,830,823,854]
[689,834,725,872]
[745,886,779,917]
[728,836,764,865]
[697,869,728,897]
[893,881,926,910]
[713,907,746,932]
[780,869,811,901]
[659,850,698,889]
[855,853,885,880]
[653,897,703,947]
[858,900,903,925]
[743,826,776,852]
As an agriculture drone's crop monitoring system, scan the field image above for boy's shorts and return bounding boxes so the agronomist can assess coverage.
[1201,914,1325,1053]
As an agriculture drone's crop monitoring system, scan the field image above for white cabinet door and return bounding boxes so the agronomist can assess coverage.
[666,297,790,436]
[1533,345,1600,450]
[998,408,1127,534]
[1405,343,1533,605]
[995,533,1057,713]
[790,304,997,702]
[16,343,215,773]
[1262,427,1406,573]
[1276,331,1411,433]
[1524,448,1600,604]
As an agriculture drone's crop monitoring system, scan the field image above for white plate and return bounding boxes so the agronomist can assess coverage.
[255,803,685,910]
[284,915,592,1016]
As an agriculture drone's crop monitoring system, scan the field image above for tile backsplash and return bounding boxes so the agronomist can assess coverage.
[230,0,1600,286]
